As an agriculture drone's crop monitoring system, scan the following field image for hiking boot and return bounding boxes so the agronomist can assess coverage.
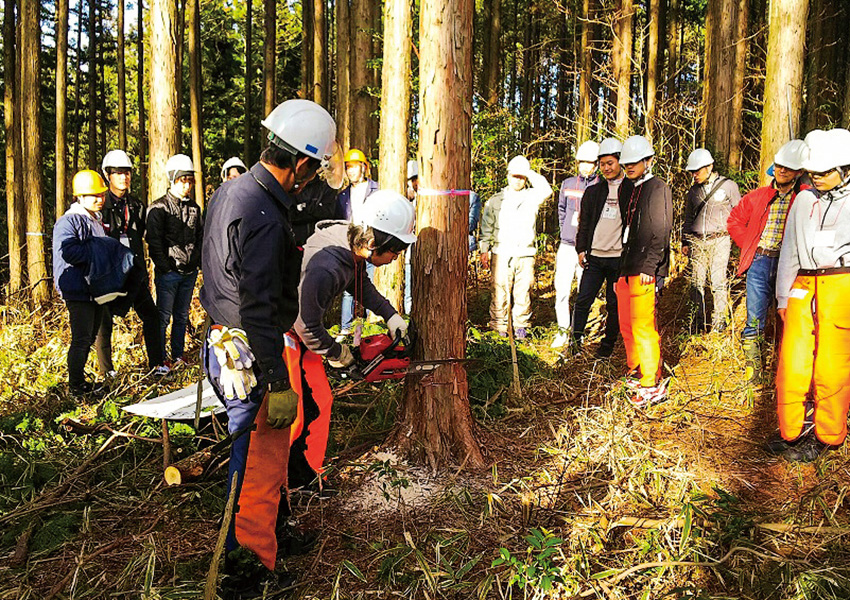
[514,327,528,340]
[765,431,829,463]
[222,547,296,600]
[551,330,569,349]
[275,520,320,557]
[596,343,614,358]
[629,379,669,408]
[154,364,171,377]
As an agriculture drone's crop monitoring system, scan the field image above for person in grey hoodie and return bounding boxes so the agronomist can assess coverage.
[287,190,416,488]
[479,155,554,339]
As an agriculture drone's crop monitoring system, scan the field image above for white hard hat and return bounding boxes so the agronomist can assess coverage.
[619,135,655,164]
[685,148,714,171]
[576,140,600,163]
[802,129,850,173]
[165,154,195,182]
[261,99,337,161]
[598,137,623,158]
[773,139,809,171]
[101,149,133,176]
[507,155,531,177]
[360,190,417,245]
[407,159,419,180]
[221,156,248,181]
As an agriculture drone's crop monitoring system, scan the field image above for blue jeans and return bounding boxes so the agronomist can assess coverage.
[743,254,778,339]
[341,262,375,331]
[155,270,198,360]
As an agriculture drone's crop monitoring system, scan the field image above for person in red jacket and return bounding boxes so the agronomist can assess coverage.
[726,139,809,383]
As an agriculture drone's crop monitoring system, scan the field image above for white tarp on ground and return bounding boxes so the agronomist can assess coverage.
[122,381,225,421]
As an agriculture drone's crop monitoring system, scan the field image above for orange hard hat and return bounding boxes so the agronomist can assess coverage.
[72,170,108,196]
[344,148,368,165]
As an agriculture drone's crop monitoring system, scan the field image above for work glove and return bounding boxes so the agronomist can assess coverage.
[208,326,258,401]
[387,314,409,343]
[328,344,355,369]
[267,382,299,429]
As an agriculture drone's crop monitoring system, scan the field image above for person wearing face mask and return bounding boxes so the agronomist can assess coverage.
[335,148,379,337]
[616,135,673,408]
[766,128,850,463]
[571,137,632,357]
[53,170,135,396]
[145,154,204,367]
[200,99,343,597]
[727,139,810,384]
[288,190,415,489]
[681,148,741,333]
[552,141,600,348]
[479,155,554,339]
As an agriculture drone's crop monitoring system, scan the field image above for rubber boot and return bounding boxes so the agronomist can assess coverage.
[742,337,761,384]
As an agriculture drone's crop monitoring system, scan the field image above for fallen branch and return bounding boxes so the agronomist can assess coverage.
[205,472,239,600]
[611,516,850,536]
[756,523,850,536]
[61,418,161,444]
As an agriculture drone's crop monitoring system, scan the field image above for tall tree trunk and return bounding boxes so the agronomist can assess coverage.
[72,0,84,172]
[188,0,204,208]
[728,0,749,169]
[244,0,253,160]
[312,0,326,104]
[577,0,593,145]
[368,0,381,153]
[520,8,533,143]
[760,0,809,183]
[843,13,850,128]
[350,0,372,154]
[4,0,24,292]
[98,1,106,158]
[335,0,350,150]
[149,0,180,201]
[21,0,49,303]
[482,0,501,106]
[645,0,660,139]
[88,0,97,165]
[613,0,633,137]
[138,0,148,204]
[117,0,127,149]
[556,10,569,163]
[56,0,70,219]
[175,0,185,146]
[374,0,411,311]
[703,0,737,163]
[394,0,484,470]
[263,0,276,115]
[301,0,313,98]
[666,0,679,97]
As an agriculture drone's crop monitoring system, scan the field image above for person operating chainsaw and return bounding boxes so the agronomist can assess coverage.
[286,190,416,489]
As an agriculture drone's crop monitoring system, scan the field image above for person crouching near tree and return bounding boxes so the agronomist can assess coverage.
[615,135,673,408]
[767,128,850,463]
[287,190,415,489]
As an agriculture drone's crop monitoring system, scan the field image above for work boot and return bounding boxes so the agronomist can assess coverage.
[222,547,296,600]
[595,341,614,358]
[742,337,761,384]
[275,520,320,557]
[764,431,829,463]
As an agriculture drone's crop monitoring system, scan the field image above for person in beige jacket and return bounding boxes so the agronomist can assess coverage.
[480,155,553,338]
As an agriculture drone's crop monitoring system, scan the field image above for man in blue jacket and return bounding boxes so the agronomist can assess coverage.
[200,99,340,598]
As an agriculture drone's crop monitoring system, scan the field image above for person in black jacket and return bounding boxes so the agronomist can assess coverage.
[290,176,339,246]
[200,99,341,597]
[95,150,168,377]
[571,137,633,358]
[615,135,673,407]
[145,153,203,366]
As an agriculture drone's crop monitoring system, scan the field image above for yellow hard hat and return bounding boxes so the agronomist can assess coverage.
[344,148,368,165]
[72,170,108,196]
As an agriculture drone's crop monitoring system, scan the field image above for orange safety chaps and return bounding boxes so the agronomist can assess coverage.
[615,275,662,387]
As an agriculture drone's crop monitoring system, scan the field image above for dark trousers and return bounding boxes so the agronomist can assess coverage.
[66,300,105,387]
[155,270,198,360]
[95,283,164,372]
[572,254,621,350]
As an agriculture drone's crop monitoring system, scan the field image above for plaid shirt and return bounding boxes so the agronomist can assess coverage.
[758,188,793,252]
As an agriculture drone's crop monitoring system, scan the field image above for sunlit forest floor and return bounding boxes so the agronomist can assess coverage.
[2,244,850,599]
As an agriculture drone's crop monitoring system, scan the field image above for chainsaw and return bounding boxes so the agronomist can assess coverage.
[341,325,468,383]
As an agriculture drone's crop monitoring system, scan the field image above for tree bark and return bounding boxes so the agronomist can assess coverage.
[702,0,737,163]
[576,0,593,145]
[394,0,485,470]
[263,0,276,115]
[88,0,97,166]
[98,1,106,157]
[483,0,501,106]
[374,0,411,311]
[149,0,180,201]
[312,0,326,105]
[4,0,24,292]
[843,10,850,128]
[301,0,313,99]
[55,0,70,219]
[174,0,185,147]
[613,0,633,138]
[335,0,350,150]
[728,0,749,169]
[117,0,127,149]
[138,0,148,204]
[188,0,204,208]
[350,0,372,155]
[760,0,809,184]
[666,0,679,97]
[244,0,253,160]
[21,0,49,303]
[645,0,660,139]
[72,0,84,173]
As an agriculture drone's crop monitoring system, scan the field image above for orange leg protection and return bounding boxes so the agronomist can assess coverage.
[616,276,661,387]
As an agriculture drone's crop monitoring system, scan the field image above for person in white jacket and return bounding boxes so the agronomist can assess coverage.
[479,155,553,338]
